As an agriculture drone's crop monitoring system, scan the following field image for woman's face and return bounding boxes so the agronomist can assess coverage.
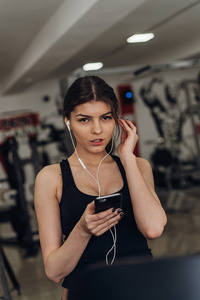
[66,100,116,155]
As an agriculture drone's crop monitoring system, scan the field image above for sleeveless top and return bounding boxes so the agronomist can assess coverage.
[60,155,152,288]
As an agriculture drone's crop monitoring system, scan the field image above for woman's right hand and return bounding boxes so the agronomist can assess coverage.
[79,201,123,237]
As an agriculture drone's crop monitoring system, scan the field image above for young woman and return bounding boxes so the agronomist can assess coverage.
[34,76,167,299]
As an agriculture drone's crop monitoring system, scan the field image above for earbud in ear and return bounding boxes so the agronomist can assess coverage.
[67,120,71,131]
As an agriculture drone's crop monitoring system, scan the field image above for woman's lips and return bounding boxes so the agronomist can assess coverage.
[90,139,104,146]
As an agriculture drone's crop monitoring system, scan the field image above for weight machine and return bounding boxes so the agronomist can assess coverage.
[0,243,21,299]
[0,111,41,298]
[0,136,39,256]
[134,63,200,188]
[0,111,40,255]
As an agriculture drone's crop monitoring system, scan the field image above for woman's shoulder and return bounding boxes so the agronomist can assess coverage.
[35,163,61,186]
[112,154,149,166]
[136,157,153,177]
[113,154,151,168]
[136,156,151,167]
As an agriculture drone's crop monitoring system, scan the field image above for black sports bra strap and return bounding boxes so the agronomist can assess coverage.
[112,155,127,183]
[60,159,74,190]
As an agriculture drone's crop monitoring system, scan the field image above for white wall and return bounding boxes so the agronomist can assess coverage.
[0,79,60,117]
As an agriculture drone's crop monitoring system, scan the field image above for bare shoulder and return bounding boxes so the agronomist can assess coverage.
[136,157,154,184]
[34,163,62,201]
[136,157,152,171]
[34,164,63,260]
[35,164,61,184]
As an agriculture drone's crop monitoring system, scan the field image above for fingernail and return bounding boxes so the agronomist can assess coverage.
[120,212,125,217]
[117,209,122,213]
[118,218,122,223]
[112,208,116,212]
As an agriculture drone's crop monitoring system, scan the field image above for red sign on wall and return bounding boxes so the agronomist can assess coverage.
[117,84,140,157]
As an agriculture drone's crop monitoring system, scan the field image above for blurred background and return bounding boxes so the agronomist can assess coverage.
[1,0,200,299]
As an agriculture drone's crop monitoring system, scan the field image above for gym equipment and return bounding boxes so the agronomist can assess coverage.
[0,136,39,256]
[0,251,12,299]
[38,122,73,163]
[0,111,40,256]
[0,244,21,299]
[181,79,200,169]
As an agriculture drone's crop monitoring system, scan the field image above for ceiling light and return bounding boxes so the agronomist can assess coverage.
[127,33,154,43]
[83,62,103,71]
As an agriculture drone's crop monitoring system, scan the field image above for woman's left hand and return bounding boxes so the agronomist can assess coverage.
[117,119,139,160]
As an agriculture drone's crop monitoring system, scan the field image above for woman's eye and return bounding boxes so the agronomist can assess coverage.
[79,118,88,123]
[102,116,112,120]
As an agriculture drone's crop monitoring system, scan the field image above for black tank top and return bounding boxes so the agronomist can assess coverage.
[60,155,152,288]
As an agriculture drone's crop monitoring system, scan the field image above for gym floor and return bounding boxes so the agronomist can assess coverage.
[1,185,200,299]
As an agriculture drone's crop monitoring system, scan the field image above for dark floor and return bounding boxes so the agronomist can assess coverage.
[1,185,200,299]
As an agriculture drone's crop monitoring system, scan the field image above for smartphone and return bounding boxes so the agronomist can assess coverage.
[94,192,122,214]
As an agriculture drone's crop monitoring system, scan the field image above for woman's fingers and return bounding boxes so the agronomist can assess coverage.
[93,218,120,236]
[95,208,121,224]
[118,118,137,133]
[118,118,127,131]
[118,118,138,149]
[85,206,124,236]
[86,200,95,214]
[86,207,118,226]
[92,209,124,236]
[126,120,137,133]
[117,118,139,160]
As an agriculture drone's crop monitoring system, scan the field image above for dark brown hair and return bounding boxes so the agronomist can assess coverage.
[63,76,120,123]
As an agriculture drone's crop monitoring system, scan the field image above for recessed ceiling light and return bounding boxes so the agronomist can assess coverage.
[83,62,103,71]
[127,33,154,43]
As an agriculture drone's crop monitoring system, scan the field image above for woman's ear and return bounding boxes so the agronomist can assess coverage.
[65,118,71,131]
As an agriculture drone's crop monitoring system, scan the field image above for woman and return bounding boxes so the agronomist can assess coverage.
[34,76,167,299]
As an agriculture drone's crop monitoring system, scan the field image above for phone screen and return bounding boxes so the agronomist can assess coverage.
[94,193,122,214]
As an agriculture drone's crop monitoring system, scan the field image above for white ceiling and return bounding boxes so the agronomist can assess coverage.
[1,0,200,95]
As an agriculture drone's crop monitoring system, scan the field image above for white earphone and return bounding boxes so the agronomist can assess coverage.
[67,120,71,131]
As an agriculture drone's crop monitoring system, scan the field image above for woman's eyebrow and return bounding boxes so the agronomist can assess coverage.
[75,114,91,117]
[101,111,112,116]
[75,111,112,118]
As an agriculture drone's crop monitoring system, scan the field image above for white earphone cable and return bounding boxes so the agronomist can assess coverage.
[106,226,117,265]
[68,123,117,265]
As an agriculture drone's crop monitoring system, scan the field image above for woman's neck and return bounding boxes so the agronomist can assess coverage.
[70,148,111,167]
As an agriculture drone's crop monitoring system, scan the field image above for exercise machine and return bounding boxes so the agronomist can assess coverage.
[0,243,21,299]
[0,111,40,257]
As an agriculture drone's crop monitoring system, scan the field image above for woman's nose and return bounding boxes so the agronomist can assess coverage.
[92,120,102,134]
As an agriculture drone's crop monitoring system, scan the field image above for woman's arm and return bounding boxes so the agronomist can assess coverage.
[117,119,167,240]
[34,166,121,283]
